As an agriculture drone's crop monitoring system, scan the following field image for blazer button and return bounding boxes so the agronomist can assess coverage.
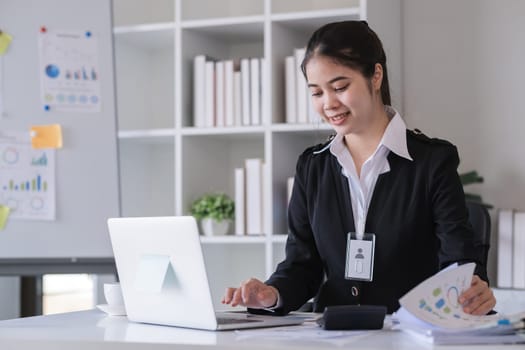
[351,286,359,297]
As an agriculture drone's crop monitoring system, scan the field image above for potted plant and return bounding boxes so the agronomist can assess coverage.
[190,193,235,236]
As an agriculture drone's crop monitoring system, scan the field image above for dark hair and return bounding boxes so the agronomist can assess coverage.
[301,20,391,106]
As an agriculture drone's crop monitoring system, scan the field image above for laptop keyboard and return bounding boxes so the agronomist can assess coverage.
[216,317,262,325]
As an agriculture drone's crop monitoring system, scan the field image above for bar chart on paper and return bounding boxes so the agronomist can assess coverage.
[4,175,48,192]
[0,132,55,220]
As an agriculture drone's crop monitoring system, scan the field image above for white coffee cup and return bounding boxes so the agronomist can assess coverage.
[103,282,124,306]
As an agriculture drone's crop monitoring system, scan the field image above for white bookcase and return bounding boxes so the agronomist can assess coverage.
[112,0,401,307]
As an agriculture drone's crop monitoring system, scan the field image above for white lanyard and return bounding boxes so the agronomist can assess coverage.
[349,175,374,240]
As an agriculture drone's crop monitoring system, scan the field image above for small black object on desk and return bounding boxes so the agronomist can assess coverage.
[317,305,387,330]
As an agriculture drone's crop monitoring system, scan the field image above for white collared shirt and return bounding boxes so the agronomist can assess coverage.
[330,106,413,239]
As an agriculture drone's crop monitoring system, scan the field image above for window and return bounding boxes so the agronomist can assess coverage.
[42,274,95,315]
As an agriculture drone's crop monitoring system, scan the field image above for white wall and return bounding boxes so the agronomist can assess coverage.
[402,0,525,282]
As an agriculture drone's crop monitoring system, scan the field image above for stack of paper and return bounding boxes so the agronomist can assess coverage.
[393,263,525,345]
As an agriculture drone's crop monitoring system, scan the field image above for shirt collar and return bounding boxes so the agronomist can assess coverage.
[381,106,413,161]
[328,106,413,161]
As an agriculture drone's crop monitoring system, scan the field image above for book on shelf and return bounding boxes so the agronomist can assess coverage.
[284,55,297,124]
[250,58,261,126]
[498,209,514,288]
[245,158,264,235]
[193,55,207,127]
[240,58,251,126]
[294,47,308,124]
[224,60,235,127]
[393,263,525,345]
[234,167,245,236]
[215,60,225,127]
[261,161,270,235]
[260,58,267,127]
[513,212,525,289]
[204,60,215,127]
[233,70,242,127]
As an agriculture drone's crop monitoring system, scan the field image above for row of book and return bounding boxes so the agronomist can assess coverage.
[284,47,320,124]
[192,49,322,128]
[234,158,267,235]
[233,158,295,236]
[193,55,264,128]
[497,209,525,288]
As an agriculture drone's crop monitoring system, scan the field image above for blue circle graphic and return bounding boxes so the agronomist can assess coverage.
[45,64,60,78]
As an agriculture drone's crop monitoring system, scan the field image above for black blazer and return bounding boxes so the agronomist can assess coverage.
[264,130,487,315]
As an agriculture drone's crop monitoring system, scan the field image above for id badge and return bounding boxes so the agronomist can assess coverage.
[345,232,375,281]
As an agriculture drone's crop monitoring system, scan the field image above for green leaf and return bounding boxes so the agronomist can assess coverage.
[190,193,235,221]
[459,171,483,186]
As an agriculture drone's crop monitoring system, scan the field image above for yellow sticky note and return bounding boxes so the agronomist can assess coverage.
[0,31,13,55]
[0,205,10,230]
[30,124,63,149]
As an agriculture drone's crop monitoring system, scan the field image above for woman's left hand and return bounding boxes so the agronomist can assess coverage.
[458,275,496,315]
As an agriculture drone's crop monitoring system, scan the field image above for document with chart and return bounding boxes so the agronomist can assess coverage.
[0,131,56,220]
[393,263,525,344]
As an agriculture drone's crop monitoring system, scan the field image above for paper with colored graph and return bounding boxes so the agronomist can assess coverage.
[38,29,101,112]
[394,263,525,345]
[398,263,501,330]
[0,130,55,220]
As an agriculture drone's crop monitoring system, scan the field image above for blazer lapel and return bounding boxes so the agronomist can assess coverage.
[366,152,402,231]
[330,158,355,233]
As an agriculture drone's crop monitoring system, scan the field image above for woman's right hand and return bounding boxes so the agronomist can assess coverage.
[221,278,279,309]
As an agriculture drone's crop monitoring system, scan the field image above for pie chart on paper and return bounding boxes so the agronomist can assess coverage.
[45,64,60,78]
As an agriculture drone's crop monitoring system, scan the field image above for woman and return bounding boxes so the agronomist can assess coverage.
[222,21,495,315]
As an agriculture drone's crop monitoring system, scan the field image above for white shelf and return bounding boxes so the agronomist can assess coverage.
[199,234,288,244]
[118,128,176,138]
[181,15,265,29]
[271,235,288,243]
[200,235,267,244]
[114,22,175,34]
[117,129,176,145]
[270,8,361,24]
[181,125,265,136]
[270,122,332,132]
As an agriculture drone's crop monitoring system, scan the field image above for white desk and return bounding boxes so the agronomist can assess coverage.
[0,309,521,350]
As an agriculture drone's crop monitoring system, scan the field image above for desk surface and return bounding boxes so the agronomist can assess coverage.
[0,310,521,350]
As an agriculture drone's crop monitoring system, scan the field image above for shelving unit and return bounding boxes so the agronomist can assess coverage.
[112,0,401,307]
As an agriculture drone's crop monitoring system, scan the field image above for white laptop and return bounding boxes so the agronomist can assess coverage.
[107,216,304,331]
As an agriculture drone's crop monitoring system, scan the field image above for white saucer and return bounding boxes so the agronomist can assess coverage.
[96,304,127,316]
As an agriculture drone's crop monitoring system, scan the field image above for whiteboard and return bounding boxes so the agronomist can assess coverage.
[0,0,120,259]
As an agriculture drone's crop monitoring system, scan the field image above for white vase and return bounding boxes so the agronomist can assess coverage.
[201,218,230,236]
